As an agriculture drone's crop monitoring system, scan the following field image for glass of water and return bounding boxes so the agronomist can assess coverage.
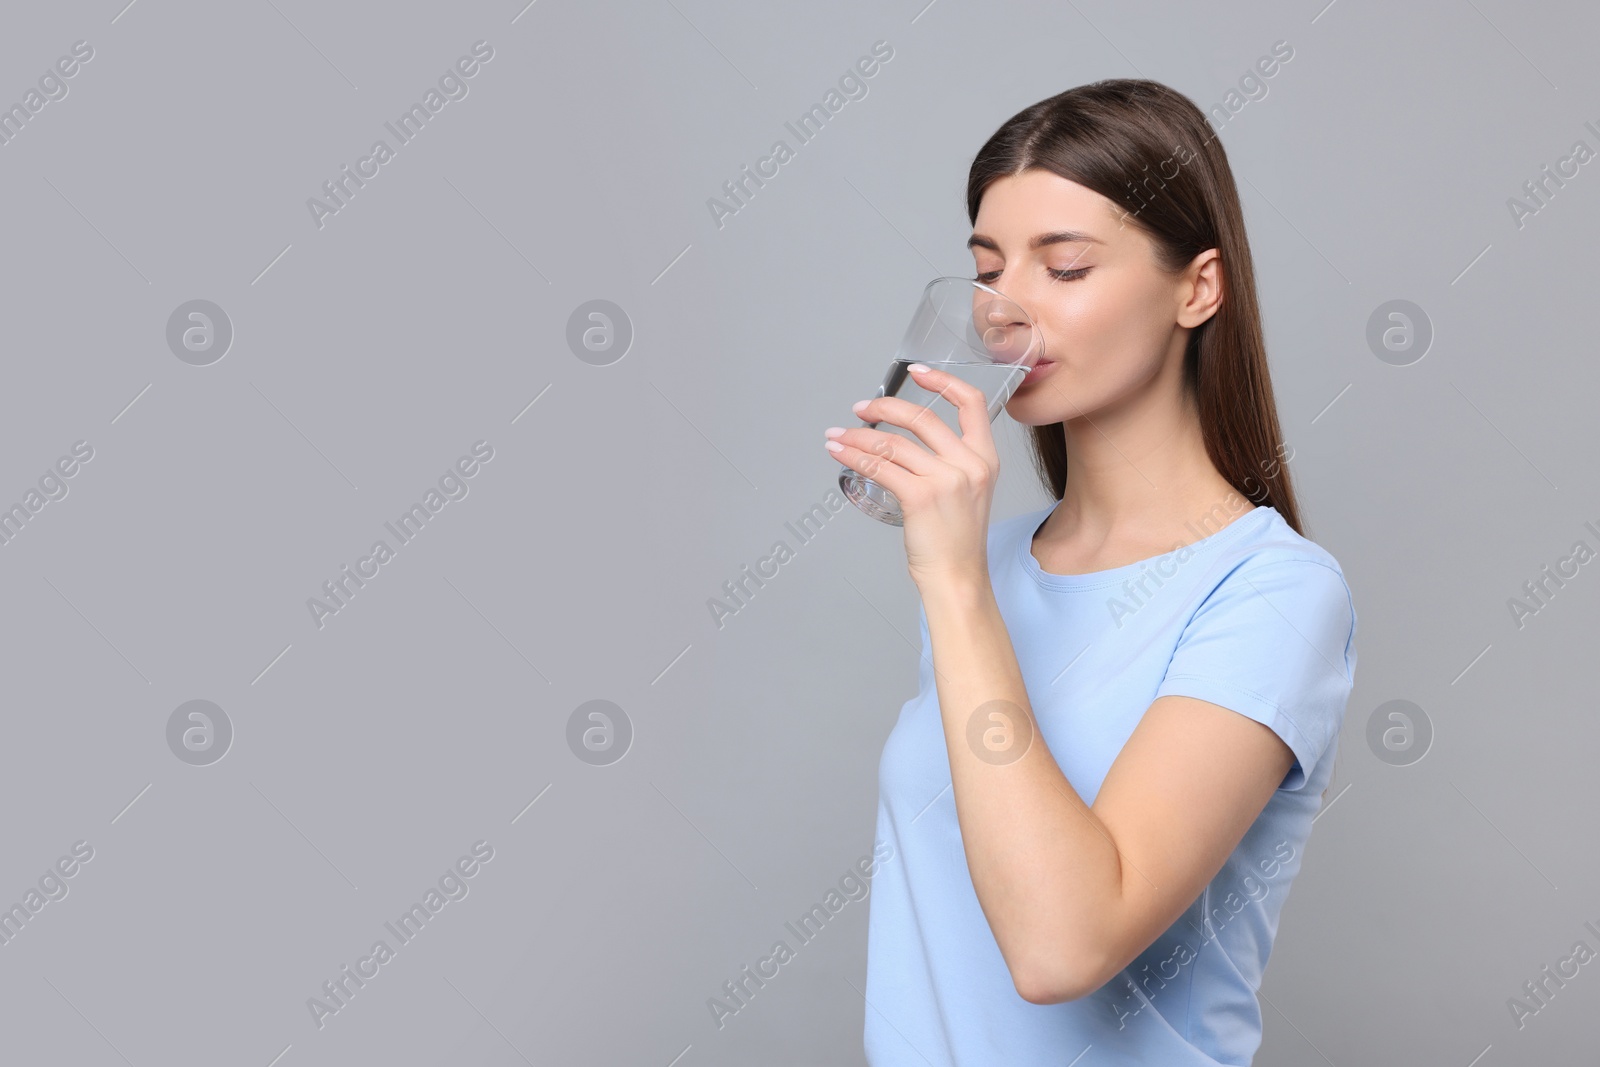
[837,275,1045,526]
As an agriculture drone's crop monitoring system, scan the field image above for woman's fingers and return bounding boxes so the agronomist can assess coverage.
[828,437,917,501]
[905,364,999,457]
[854,365,998,476]
[826,425,937,486]
[828,363,1006,500]
[855,394,965,458]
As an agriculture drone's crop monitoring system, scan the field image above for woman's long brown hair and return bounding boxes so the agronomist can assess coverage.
[967,78,1306,537]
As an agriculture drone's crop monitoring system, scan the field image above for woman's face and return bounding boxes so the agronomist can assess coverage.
[968,168,1212,427]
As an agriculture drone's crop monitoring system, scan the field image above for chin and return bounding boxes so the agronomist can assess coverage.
[1005,387,1083,427]
[1005,409,1064,429]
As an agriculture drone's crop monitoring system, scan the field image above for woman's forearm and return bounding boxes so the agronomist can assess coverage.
[918,570,1126,1002]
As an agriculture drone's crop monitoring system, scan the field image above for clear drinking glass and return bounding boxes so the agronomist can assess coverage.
[837,275,1045,526]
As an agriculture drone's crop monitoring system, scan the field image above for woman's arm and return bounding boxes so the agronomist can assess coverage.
[919,570,1294,1004]
[824,363,1298,1004]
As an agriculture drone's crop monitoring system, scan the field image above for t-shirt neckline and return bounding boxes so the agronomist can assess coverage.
[1016,502,1277,591]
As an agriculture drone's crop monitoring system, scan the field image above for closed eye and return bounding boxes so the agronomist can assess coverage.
[976,267,1091,283]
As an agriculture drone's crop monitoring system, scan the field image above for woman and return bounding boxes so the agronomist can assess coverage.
[822,79,1358,1065]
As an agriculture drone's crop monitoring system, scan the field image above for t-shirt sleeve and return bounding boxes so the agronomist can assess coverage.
[1153,557,1357,791]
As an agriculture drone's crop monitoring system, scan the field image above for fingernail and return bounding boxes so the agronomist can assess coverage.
[825,440,844,452]
[851,400,870,415]
[908,363,930,373]
[824,426,845,438]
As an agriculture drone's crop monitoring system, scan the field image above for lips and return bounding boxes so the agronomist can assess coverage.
[1021,359,1056,383]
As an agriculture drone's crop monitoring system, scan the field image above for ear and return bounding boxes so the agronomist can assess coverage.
[1177,248,1223,329]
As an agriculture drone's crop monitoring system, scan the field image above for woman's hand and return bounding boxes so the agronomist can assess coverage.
[825,363,1000,591]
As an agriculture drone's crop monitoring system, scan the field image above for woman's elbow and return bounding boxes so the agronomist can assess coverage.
[1011,950,1106,1006]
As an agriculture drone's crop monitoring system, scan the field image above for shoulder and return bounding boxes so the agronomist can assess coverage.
[1189,507,1358,669]
[1210,508,1352,598]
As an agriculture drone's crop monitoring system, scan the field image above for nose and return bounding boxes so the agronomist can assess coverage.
[982,301,1017,325]
[976,293,1044,364]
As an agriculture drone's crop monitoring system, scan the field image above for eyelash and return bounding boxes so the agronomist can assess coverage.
[975,268,1090,283]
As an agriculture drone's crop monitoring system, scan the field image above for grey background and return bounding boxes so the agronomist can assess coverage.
[0,0,1595,1063]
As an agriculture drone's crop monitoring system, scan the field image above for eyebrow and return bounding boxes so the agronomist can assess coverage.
[966,229,1103,252]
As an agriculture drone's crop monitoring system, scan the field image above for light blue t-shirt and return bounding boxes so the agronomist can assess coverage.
[864,500,1358,1066]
